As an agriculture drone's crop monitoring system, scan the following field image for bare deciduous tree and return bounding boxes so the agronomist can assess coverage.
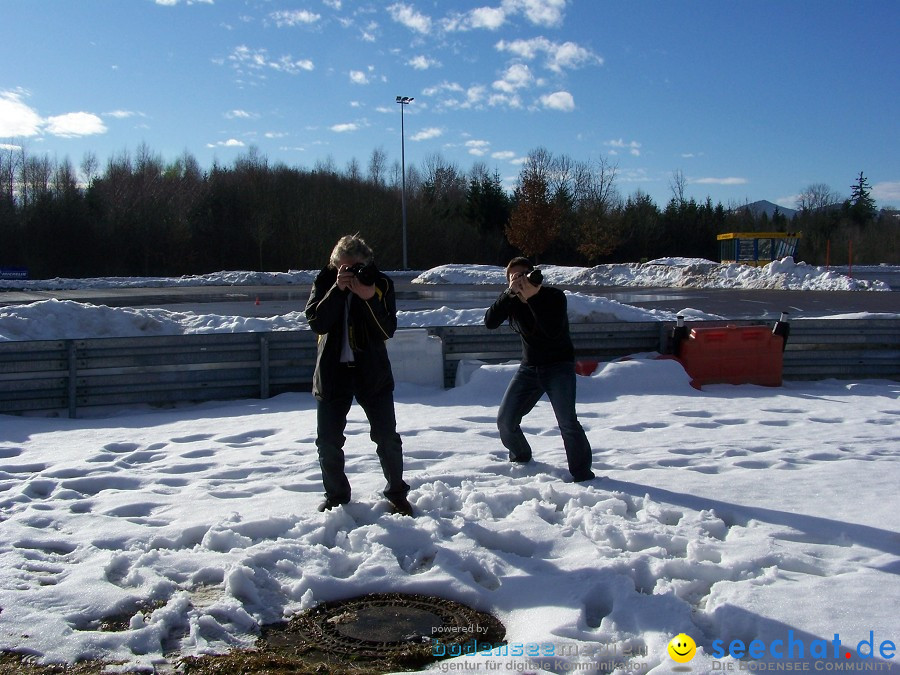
[796,183,839,212]
[80,151,98,187]
[367,147,387,187]
[669,169,687,205]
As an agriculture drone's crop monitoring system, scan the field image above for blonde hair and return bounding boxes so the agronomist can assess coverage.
[329,234,373,268]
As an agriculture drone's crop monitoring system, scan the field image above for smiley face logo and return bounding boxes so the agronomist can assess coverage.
[668,633,697,663]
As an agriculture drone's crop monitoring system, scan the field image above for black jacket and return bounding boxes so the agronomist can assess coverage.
[305,265,397,400]
[484,286,575,366]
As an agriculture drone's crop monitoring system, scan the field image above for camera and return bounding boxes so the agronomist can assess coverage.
[347,262,378,286]
[525,269,543,286]
[503,268,543,299]
[511,268,543,286]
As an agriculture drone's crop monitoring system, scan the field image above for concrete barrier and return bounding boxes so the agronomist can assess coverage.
[387,329,444,388]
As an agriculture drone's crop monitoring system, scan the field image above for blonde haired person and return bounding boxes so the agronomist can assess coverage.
[305,235,412,515]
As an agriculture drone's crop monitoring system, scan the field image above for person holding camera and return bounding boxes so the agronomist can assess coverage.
[305,234,412,515]
[484,257,595,483]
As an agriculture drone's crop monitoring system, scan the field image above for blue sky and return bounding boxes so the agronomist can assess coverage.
[2,0,898,209]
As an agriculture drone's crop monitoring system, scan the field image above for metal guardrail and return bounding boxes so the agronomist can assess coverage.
[431,319,900,386]
[429,322,667,388]
[779,318,900,380]
[0,319,896,417]
[0,331,317,417]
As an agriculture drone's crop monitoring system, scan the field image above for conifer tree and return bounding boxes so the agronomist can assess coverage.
[846,171,877,226]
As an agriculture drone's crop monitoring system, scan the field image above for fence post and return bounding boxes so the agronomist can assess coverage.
[67,340,77,419]
[658,322,671,353]
[259,335,270,399]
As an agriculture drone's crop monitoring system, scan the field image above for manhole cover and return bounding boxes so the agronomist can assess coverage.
[267,592,505,666]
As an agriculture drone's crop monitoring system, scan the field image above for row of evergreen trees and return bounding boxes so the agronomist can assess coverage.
[0,143,893,279]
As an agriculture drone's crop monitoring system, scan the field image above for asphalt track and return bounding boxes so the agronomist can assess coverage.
[0,281,897,320]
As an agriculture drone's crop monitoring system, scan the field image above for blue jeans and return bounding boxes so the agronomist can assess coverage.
[497,362,593,479]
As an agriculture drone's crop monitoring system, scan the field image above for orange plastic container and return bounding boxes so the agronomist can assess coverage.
[677,325,783,388]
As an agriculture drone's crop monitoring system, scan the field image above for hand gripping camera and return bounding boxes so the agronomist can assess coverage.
[511,268,543,286]
[347,262,379,286]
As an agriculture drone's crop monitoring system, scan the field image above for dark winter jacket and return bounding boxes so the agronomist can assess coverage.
[305,265,397,401]
[484,285,575,366]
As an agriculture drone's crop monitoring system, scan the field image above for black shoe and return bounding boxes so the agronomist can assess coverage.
[387,496,414,517]
[318,497,348,512]
[572,471,596,483]
[510,455,532,464]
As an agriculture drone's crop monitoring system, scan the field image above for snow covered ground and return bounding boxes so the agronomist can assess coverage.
[0,259,897,673]
[412,258,892,292]
[0,258,896,342]
[0,358,898,673]
[0,257,893,293]
[0,292,723,342]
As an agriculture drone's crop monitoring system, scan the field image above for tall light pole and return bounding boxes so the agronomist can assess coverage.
[396,95,413,269]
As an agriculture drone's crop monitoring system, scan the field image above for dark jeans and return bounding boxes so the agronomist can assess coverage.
[316,385,409,503]
[497,362,593,479]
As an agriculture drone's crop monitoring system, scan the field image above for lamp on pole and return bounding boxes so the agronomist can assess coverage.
[396,95,413,269]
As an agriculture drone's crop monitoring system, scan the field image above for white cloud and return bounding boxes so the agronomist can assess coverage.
[229,45,314,77]
[488,92,523,108]
[444,6,507,31]
[502,0,567,27]
[606,138,641,156]
[0,90,43,137]
[206,138,245,148]
[270,10,321,27]
[470,6,507,29]
[466,139,490,156]
[271,56,314,74]
[493,63,533,93]
[225,109,257,119]
[155,0,213,5]
[694,176,748,185]
[548,41,601,72]
[349,70,369,84]
[539,90,574,111]
[388,3,431,34]
[103,109,141,119]
[423,81,464,96]
[44,112,107,137]
[408,55,440,70]
[360,21,378,42]
[412,127,443,141]
[330,123,359,133]
[464,85,487,107]
[496,37,601,73]
[872,181,900,202]
[496,37,545,60]
[425,83,486,111]
[492,150,516,160]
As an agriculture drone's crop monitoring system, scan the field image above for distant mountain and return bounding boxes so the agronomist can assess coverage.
[734,200,799,220]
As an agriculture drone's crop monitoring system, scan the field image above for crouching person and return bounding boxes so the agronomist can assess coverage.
[484,257,595,483]
[305,234,412,515]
